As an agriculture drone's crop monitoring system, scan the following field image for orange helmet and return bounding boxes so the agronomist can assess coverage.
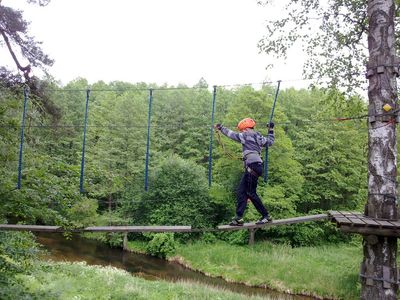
[237,118,256,132]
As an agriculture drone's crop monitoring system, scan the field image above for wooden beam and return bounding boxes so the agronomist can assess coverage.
[0,224,63,232]
[83,226,192,233]
[217,214,329,231]
[0,224,192,233]
[340,225,400,237]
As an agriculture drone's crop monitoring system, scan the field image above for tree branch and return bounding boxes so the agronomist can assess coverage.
[0,27,31,80]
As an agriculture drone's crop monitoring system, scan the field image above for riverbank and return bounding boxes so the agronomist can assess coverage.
[34,232,296,299]
[127,239,361,300]
[17,261,268,300]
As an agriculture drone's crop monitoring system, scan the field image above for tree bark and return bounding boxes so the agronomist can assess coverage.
[362,0,398,298]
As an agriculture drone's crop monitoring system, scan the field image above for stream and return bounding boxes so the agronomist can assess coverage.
[35,233,315,300]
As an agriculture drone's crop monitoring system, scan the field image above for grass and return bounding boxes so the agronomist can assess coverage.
[169,241,362,300]
[18,261,269,300]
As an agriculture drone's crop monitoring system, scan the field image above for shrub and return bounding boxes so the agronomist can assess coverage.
[0,231,41,299]
[218,230,248,245]
[122,155,218,233]
[145,233,176,258]
[201,232,217,243]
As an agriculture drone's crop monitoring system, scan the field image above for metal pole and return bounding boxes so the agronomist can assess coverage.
[144,89,153,191]
[264,80,281,182]
[17,87,29,189]
[208,86,217,187]
[80,89,90,193]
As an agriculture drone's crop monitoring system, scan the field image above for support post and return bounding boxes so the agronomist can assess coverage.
[264,80,281,182]
[17,87,28,189]
[123,232,128,251]
[361,1,398,298]
[248,228,257,245]
[144,89,153,191]
[208,85,217,187]
[80,89,90,193]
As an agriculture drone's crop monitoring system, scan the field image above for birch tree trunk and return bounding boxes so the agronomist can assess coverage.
[361,0,398,298]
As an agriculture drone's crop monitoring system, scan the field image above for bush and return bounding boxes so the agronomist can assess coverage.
[0,231,42,299]
[145,233,177,258]
[258,217,349,247]
[67,198,99,228]
[122,155,218,232]
[218,230,249,245]
[201,232,217,244]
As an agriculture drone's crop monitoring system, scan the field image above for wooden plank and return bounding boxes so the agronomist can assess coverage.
[340,225,400,237]
[0,224,62,232]
[217,214,329,231]
[334,217,353,225]
[83,226,192,233]
[347,214,364,219]
[271,214,329,225]
[347,217,366,226]
[374,220,394,228]
[338,211,353,217]
[388,220,400,228]
[328,210,341,217]
[329,211,364,219]
[0,224,192,233]
[341,211,356,216]
[360,218,380,227]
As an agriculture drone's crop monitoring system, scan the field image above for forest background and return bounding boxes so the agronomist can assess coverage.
[1,77,369,246]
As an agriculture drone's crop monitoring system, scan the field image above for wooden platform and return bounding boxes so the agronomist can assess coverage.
[0,224,192,233]
[217,214,329,231]
[329,211,400,237]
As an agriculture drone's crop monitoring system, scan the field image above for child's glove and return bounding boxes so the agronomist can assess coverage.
[268,122,274,134]
[215,124,222,130]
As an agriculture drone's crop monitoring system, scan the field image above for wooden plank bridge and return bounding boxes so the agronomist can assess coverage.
[0,213,329,246]
[4,212,398,245]
[0,214,329,233]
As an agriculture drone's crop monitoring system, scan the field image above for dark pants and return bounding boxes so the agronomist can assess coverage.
[236,162,269,218]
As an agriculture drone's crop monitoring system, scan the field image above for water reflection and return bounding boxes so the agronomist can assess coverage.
[36,233,315,300]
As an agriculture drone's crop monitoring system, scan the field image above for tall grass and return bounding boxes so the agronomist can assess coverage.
[18,261,271,300]
[174,241,361,299]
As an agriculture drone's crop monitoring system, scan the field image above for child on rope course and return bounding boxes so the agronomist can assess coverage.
[215,118,274,226]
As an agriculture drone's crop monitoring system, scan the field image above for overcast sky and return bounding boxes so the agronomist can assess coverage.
[2,0,309,89]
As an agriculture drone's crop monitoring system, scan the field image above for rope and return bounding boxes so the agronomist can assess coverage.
[215,130,242,160]
[17,87,29,190]
[144,89,153,192]
[264,80,281,182]
[79,89,90,193]
[208,86,217,187]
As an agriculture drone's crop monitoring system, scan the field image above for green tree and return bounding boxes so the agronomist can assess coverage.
[0,0,52,81]
[258,0,370,92]
[84,82,149,209]
[121,155,217,230]
[282,89,368,213]
[151,86,212,165]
